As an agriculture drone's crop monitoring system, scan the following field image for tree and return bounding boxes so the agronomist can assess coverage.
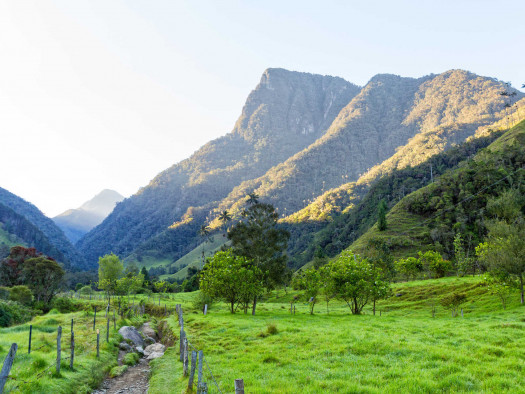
[247,192,260,205]
[418,250,451,278]
[199,250,263,313]
[377,199,387,231]
[97,253,123,300]
[0,246,42,287]
[228,201,290,314]
[321,250,389,315]
[395,257,423,281]
[21,257,64,304]
[218,210,232,235]
[483,273,515,310]
[292,268,322,314]
[440,293,467,317]
[477,189,525,304]
[453,233,474,277]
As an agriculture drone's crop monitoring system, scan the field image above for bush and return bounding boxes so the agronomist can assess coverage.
[0,300,34,327]
[0,287,10,300]
[51,297,79,313]
[192,291,213,312]
[109,365,128,378]
[124,352,140,366]
[9,285,32,305]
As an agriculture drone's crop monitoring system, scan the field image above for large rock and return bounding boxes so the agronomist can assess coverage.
[147,351,165,360]
[144,343,165,357]
[140,323,156,339]
[118,326,144,348]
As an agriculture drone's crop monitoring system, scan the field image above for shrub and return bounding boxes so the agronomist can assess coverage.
[51,297,78,313]
[9,285,32,305]
[192,291,213,312]
[441,293,468,317]
[0,287,10,300]
[0,300,34,327]
[124,352,140,366]
[109,365,128,378]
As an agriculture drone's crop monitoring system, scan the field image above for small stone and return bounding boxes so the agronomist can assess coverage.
[136,346,144,355]
[119,342,133,352]
[144,343,166,356]
[147,351,164,360]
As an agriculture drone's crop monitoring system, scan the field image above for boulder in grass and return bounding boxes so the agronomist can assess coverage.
[141,323,156,339]
[118,326,144,348]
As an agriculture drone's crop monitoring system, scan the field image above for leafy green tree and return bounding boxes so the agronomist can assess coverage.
[418,250,451,278]
[97,253,123,300]
[395,257,423,281]
[199,250,263,313]
[21,257,64,304]
[228,201,290,314]
[477,189,525,304]
[440,293,467,317]
[454,233,474,276]
[483,273,515,310]
[293,268,322,314]
[9,285,32,305]
[377,199,387,231]
[321,250,389,315]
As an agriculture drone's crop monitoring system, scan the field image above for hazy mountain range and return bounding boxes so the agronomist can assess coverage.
[53,189,124,243]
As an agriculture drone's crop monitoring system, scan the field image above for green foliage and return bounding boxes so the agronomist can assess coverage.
[228,201,290,291]
[22,256,65,304]
[0,286,9,300]
[320,250,390,314]
[123,352,140,366]
[98,253,124,297]
[8,285,32,305]
[453,233,475,276]
[292,268,322,314]
[377,199,387,231]
[78,285,93,295]
[0,300,34,327]
[199,250,263,313]
[395,257,423,280]
[418,251,451,278]
[440,293,467,316]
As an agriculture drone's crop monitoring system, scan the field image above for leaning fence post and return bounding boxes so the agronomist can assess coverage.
[96,329,100,358]
[235,379,245,393]
[180,329,186,362]
[70,329,75,369]
[183,338,189,376]
[188,350,197,390]
[56,326,62,375]
[28,325,32,354]
[0,343,17,393]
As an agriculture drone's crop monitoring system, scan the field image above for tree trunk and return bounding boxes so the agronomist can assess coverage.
[252,295,257,315]
[520,275,524,305]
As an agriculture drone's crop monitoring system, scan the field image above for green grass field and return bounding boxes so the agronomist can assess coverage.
[0,309,130,393]
[148,276,525,393]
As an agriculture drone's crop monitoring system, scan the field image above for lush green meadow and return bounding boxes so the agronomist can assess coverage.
[149,277,525,393]
[0,308,135,393]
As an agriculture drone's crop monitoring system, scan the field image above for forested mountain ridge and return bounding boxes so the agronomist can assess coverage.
[78,68,522,269]
[0,187,86,268]
[77,69,360,264]
[350,119,525,260]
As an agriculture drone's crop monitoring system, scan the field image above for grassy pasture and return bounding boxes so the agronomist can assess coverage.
[148,276,525,393]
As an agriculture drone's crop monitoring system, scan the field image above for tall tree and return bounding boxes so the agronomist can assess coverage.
[97,253,123,300]
[228,201,290,314]
[21,257,64,304]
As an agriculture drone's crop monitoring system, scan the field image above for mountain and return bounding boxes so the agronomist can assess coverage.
[53,189,124,243]
[350,119,525,260]
[77,68,361,264]
[78,68,523,270]
[0,187,87,268]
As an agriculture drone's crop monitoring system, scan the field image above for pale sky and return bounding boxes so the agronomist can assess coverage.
[0,0,523,217]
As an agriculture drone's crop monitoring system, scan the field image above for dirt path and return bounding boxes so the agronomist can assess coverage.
[93,357,150,394]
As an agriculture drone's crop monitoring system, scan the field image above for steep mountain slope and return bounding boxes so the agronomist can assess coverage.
[53,189,124,243]
[350,119,525,260]
[80,68,521,270]
[78,69,360,264]
[0,187,86,268]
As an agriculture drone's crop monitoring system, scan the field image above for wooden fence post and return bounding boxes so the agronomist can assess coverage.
[96,329,100,358]
[106,315,110,343]
[0,343,17,393]
[203,304,207,315]
[180,329,185,362]
[198,382,208,394]
[93,306,97,330]
[70,330,75,370]
[28,325,32,354]
[183,338,189,376]
[56,326,62,375]
[235,379,245,393]
[188,350,197,390]
[461,308,464,318]
[113,309,116,329]
[197,350,203,389]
